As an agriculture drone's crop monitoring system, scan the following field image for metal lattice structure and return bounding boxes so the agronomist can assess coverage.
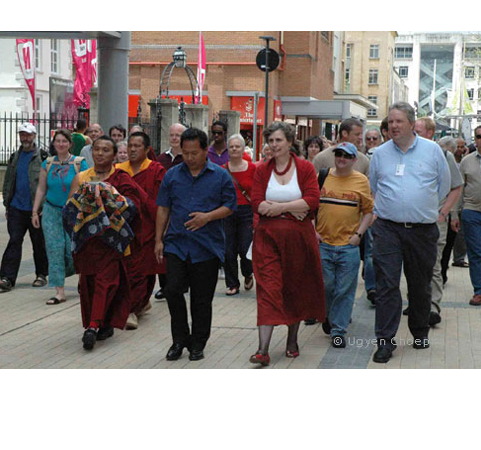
[159,47,199,105]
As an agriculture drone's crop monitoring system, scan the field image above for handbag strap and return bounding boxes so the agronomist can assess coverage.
[226,163,251,203]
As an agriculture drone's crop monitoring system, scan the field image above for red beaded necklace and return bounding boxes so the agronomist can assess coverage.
[273,154,293,176]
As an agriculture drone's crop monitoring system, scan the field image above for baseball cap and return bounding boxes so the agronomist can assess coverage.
[19,122,37,134]
[333,142,357,157]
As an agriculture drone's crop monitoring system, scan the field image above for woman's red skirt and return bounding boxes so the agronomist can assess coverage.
[253,217,326,326]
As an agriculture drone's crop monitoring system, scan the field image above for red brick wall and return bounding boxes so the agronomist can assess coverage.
[130,31,333,123]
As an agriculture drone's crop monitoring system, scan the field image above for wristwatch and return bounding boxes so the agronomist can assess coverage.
[355,232,363,238]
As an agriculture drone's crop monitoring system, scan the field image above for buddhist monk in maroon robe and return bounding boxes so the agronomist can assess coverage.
[68,136,144,350]
[116,131,166,329]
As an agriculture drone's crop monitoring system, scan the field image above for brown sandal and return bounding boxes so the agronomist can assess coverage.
[244,276,254,291]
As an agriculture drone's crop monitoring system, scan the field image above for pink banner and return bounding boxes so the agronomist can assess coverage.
[71,39,97,108]
[195,32,206,104]
[16,39,36,112]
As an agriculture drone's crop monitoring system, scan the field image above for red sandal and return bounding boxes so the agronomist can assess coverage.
[249,352,270,366]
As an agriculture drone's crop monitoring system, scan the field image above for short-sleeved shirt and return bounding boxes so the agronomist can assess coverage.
[439,150,463,208]
[10,150,35,211]
[42,156,89,207]
[156,159,237,263]
[207,145,229,166]
[223,161,256,206]
[317,171,374,246]
[71,133,86,156]
[369,134,451,223]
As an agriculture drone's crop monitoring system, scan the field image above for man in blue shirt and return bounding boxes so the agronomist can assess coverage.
[155,127,237,362]
[0,123,49,292]
[369,102,451,363]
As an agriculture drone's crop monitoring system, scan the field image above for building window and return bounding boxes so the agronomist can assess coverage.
[321,31,330,42]
[35,39,40,70]
[35,96,41,115]
[50,39,59,73]
[465,66,475,79]
[398,66,409,78]
[478,89,481,100]
[369,44,379,59]
[467,88,474,100]
[346,43,352,59]
[395,45,413,59]
[345,68,350,83]
[466,47,481,60]
[368,95,378,118]
[368,69,379,85]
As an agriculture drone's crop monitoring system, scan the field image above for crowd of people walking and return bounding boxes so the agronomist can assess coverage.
[1,100,480,365]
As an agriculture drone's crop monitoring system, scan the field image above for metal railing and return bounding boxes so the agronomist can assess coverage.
[0,112,77,164]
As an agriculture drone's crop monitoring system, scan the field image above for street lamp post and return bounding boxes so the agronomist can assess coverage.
[259,36,276,130]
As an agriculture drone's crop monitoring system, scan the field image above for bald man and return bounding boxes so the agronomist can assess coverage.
[157,123,187,171]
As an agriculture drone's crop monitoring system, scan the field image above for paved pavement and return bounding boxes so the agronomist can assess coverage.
[0,199,479,369]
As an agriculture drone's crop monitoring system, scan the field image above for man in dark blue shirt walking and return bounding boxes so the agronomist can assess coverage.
[155,128,237,361]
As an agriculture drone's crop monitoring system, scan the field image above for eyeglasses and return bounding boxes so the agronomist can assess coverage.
[366,137,379,141]
[334,151,355,160]
[212,130,224,135]
[475,134,481,139]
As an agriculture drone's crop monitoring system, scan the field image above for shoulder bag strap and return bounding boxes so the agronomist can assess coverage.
[226,163,251,203]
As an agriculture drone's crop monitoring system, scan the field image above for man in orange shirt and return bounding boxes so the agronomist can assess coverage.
[116,132,166,329]
[316,142,374,348]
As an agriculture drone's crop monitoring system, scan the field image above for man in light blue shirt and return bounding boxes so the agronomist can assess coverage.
[369,102,451,363]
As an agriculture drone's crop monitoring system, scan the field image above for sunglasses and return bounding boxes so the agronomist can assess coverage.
[475,134,481,139]
[212,130,224,135]
[334,151,355,159]
[366,137,378,141]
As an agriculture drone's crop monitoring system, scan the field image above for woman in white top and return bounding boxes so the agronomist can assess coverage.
[249,122,326,366]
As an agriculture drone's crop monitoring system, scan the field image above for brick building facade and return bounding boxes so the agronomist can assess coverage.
[129,31,335,145]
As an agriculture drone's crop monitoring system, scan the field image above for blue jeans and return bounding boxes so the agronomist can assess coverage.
[462,209,481,295]
[363,227,376,292]
[320,242,361,337]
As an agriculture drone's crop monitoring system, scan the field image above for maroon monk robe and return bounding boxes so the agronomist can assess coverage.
[73,169,144,330]
[124,160,166,314]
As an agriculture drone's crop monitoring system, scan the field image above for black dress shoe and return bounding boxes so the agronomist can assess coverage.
[155,288,165,300]
[304,318,317,326]
[429,311,441,327]
[97,326,114,341]
[403,306,409,316]
[413,337,430,349]
[166,343,184,361]
[321,320,332,335]
[189,349,205,361]
[373,346,393,363]
[82,328,97,350]
[367,289,376,305]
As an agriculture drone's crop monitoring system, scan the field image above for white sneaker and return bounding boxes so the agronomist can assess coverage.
[219,268,225,280]
[125,313,138,330]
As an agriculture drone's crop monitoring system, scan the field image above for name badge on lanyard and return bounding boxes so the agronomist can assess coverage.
[395,164,405,176]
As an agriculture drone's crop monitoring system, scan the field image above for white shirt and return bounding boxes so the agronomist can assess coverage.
[266,167,302,203]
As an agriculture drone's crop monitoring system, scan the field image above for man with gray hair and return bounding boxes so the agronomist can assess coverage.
[369,102,451,363]
[427,136,462,323]
[80,123,103,167]
[364,127,382,158]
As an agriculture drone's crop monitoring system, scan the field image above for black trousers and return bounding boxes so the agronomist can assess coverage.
[164,253,220,350]
[0,207,48,285]
[372,219,438,347]
[224,205,253,289]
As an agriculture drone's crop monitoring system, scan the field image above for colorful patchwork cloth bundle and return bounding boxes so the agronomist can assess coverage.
[62,181,137,254]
